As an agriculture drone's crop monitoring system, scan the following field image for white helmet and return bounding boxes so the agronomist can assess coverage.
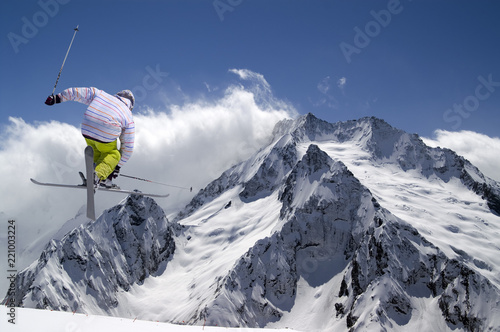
[116,90,135,111]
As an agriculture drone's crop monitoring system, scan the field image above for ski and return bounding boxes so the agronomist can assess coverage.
[85,146,96,220]
[31,146,169,220]
[30,178,170,198]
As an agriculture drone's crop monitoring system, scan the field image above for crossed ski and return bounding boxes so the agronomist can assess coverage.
[30,146,169,220]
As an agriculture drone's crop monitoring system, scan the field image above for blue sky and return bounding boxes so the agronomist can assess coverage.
[1,0,499,138]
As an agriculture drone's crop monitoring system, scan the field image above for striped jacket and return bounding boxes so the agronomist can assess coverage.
[59,87,135,167]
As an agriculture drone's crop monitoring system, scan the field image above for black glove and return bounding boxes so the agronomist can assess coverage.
[45,94,61,105]
[109,166,120,179]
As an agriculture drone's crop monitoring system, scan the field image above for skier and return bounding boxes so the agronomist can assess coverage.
[45,87,135,188]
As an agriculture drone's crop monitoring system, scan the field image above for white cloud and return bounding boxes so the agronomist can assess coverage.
[316,76,346,95]
[229,68,271,91]
[337,77,346,89]
[313,75,347,110]
[317,76,331,95]
[0,71,297,293]
[422,129,500,182]
[203,82,218,93]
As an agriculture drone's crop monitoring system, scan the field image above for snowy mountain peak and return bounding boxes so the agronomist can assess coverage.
[7,194,178,314]
[272,112,333,141]
[297,143,333,173]
[6,114,500,331]
[193,140,500,331]
[272,113,396,143]
[272,114,500,215]
[278,143,358,216]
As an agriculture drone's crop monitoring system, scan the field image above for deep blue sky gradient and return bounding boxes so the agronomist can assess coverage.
[1,0,499,138]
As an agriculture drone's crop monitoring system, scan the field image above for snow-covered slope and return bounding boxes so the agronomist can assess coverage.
[1,307,299,332]
[5,114,500,331]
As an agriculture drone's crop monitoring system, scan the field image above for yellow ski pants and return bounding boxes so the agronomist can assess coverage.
[85,138,121,180]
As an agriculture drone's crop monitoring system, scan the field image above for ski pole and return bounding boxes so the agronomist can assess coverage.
[120,174,193,192]
[52,25,79,95]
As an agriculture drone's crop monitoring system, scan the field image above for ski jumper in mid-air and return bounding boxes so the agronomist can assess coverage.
[45,87,135,188]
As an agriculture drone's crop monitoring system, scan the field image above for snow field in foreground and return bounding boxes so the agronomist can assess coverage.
[1,307,302,332]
